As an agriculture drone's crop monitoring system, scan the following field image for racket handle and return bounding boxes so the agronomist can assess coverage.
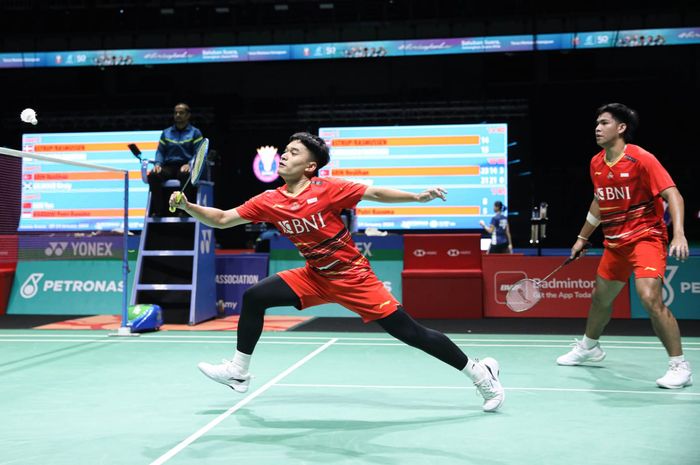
[565,241,592,264]
[169,192,182,213]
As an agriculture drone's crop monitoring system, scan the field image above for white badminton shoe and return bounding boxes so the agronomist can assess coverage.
[556,339,606,366]
[656,360,693,389]
[197,359,251,393]
[472,357,505,412]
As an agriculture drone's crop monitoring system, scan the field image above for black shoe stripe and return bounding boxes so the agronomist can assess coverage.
[484,365,498,380]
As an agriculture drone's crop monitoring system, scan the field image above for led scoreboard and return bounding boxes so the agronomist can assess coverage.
[318,123,508,230]
[19,131,161,231]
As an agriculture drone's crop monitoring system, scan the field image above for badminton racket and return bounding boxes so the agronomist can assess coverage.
[169,138,209,212]
[505,242,591,313]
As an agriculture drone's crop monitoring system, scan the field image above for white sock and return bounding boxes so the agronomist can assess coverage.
[670,355,685,363]
[232,350,251,373]
[581,335,598,350]
[462,358,483,382]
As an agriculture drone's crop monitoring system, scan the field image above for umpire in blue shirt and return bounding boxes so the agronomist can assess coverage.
[147,103,204,216]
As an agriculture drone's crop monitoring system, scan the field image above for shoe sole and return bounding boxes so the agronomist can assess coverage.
[557,352,606,366]
[197,365,250,393]
[483,391,505,412]
[227,384,249,393]
[656,376,693,389]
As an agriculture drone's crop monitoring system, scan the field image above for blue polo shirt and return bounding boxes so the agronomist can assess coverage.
[154,124,204,167]
[490,212,509,245]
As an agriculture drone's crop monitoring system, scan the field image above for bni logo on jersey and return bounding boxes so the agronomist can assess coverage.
[252,146,280,183]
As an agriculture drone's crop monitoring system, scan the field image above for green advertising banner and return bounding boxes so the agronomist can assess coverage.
[630,257,700,320]
[8,260,135,315]
[267,234,404,318]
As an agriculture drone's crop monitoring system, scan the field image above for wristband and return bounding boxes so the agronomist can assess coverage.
[586,211,601,227]
[577,235,589,241]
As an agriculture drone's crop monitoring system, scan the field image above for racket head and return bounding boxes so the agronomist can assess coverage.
[505,278,543,313]
[189,138,209,186]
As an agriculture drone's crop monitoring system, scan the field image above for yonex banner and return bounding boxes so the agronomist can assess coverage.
[215,253,269,315]
[483,255,631,318]
[630,257,700,320]
[7,259,135,315]
[268,234,403,317]
[17,235,138,261]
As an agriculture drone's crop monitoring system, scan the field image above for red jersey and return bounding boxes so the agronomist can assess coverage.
[590,144,674,248]
[236,176,370,279]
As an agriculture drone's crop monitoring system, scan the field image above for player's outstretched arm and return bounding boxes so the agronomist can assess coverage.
[661,186,689,261]
[362,186,447,203]
[169,191,251,229]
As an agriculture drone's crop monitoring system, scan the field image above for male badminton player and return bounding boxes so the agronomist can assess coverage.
[170,132,505,411]
[557,103,691,389]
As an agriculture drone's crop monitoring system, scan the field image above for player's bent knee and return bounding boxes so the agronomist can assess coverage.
[242,285,267,308]
[640,297,666,316]
[637,288,661,309]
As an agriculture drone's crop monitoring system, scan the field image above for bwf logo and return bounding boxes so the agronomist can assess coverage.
[45,242,68,256]
[20,273,44,299]
[494,271,527,304]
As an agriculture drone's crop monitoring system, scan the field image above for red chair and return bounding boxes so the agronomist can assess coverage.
[401,234,483,319]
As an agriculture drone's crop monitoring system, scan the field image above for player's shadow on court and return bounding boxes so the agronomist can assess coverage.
[563,363,693,408]
[196,390,475,417]
[191,407,509,465]
[0,341,109,376]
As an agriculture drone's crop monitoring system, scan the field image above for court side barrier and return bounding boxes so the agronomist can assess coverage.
[482,254,630,318]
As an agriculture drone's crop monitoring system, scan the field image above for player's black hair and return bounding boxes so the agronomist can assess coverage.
[596,103,639,142]
[289,132,330,172]
[494,200,507,212]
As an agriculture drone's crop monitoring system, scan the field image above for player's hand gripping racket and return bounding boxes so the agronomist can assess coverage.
[505,242,591,312]
[169,138,209,212]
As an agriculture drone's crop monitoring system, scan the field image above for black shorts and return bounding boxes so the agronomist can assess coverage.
[489,243,510,254]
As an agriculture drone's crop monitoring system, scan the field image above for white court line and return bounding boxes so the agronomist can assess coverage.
[275,383,700,397]
[0,332,698,345]
[1,338,699,351]
[0,338,322,345]
[148,338,338,465]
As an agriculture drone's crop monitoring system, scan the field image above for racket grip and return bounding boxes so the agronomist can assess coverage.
[565,241,592,264]
[169,192,182,213]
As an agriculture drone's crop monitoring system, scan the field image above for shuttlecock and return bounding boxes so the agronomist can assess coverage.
[20,108,38,125]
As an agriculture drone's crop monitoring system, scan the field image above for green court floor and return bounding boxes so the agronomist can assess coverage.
[1,330,698,465]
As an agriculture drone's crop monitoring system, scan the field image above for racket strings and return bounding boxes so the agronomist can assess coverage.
[505,279,542,312]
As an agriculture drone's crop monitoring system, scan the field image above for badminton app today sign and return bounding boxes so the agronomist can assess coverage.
[482,255,631,318]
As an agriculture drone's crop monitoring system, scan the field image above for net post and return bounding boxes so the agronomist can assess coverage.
[109,169,139,337]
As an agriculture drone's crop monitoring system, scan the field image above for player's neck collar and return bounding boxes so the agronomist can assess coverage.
[604,144,627,167]
[281,179,311,198]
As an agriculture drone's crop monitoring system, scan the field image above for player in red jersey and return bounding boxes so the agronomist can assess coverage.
[557,103,691,388]
[170,132,504,411]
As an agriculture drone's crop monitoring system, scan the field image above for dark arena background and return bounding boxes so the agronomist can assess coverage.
[0,2,699,465]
